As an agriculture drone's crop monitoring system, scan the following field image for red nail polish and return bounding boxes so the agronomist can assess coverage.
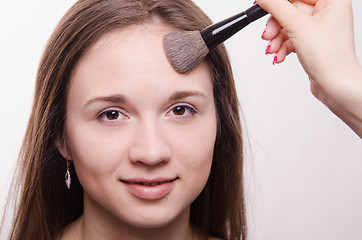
[261,30,266,39]
[253,1,257,4]
[273,56,278,65]
[265,45,271,54]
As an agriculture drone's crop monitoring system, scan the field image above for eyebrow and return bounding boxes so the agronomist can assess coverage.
[84,94,127,108]
[168,90,208,101]
[84,90,208,108]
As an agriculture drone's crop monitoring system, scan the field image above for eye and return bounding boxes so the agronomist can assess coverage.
[173,106,186,116]
[105,110,121,120]
[167,104,198,119]
[97,109,128,123]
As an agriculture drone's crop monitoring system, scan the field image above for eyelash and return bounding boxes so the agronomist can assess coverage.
[97,108,128,123]
[166,104,198,119]
[96,104,198,124]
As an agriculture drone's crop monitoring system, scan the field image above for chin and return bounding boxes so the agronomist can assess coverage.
[124,214,176,229]
[120,204,190,229]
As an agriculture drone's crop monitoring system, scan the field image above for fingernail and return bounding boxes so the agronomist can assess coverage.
[265,45,271,55]
[273,55,278,65]
[261,30,266,39]
[253,1,257,4]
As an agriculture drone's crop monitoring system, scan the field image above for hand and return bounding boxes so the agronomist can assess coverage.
[256,0,362,138]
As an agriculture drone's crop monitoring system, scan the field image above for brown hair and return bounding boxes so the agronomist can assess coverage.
[3,0,246,239]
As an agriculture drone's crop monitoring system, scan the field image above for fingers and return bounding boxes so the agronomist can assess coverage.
[256,0,307,32]
[296,0,318,6]
[262,17,294,64]
[274,40,294,64]
[258,0,315,65]
[265,29,288,54]
[266,39,294,65]
[262,17,281,41]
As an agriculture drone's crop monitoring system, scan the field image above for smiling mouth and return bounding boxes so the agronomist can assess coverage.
[121,178,177,187]
[121,177,178,200]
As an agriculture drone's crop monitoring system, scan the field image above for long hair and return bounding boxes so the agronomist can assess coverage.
[3,0,246,239]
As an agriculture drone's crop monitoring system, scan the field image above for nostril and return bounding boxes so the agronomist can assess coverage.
[128,145,171,167]
[132,158,169,167]
[128,125,172,166]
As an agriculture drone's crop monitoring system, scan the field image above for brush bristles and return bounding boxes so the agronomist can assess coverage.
[163,31,209,74]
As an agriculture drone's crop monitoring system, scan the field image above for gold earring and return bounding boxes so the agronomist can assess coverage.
[65,159,71,189]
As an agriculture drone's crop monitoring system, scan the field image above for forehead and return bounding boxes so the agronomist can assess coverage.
[78,24,173,73]
[69,23,213,103]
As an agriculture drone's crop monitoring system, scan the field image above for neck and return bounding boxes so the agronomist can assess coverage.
[63,195,197,240]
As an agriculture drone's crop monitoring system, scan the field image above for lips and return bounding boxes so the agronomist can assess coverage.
[126,180,172,187]
[121,177,178,200]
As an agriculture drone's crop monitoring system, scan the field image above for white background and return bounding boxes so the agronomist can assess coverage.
[0,1,361,239]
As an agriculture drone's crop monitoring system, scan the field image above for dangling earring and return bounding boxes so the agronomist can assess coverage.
[65,159,71,189]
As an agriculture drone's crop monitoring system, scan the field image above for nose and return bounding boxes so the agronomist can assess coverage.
[128,119,171,167]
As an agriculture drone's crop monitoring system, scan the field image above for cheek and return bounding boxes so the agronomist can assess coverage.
[175,131,215,169]
[65,120,127,183]
[172,113,217,185]
[173,131,215,206]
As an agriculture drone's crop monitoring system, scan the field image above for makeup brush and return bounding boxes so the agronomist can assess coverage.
[163,4,268,74]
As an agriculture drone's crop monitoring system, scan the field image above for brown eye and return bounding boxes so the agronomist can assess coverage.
[105,110,120,120]
[168,105,197,119]
[97,109,128,125]
[172,106,186,116]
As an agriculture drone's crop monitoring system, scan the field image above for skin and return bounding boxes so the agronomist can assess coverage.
[56,23,219,240]
[256,0,362,138]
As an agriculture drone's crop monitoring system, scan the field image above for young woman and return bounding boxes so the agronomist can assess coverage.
[2,0,361,239]
[3,0,246,239]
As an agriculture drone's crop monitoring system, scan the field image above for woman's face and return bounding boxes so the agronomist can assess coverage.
[60,24,217,228]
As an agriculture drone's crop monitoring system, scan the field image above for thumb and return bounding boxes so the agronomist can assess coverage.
[256,0,310,32]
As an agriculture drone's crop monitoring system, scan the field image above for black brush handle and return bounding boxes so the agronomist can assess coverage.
[201,4,268,50]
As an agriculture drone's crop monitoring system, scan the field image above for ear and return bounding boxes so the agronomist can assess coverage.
[55,135,71,160]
